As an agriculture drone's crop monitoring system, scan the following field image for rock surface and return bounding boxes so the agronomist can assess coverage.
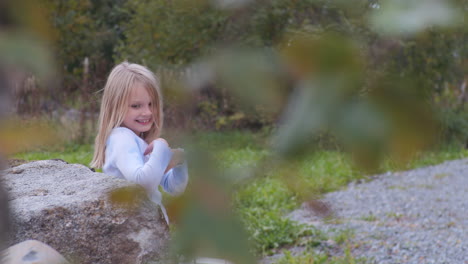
[4,160,169,264]
[0,174,9,252]
[4,240,69,264]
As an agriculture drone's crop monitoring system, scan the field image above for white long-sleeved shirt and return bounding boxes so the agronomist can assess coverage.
[103,127,188,223]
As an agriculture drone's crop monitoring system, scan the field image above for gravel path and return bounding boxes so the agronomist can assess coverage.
[280,158,467,264]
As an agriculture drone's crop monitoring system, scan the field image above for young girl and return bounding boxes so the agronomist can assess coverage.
[90,62,188,223]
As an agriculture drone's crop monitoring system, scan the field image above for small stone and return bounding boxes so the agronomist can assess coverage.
[3,240,69,264]
[10,168,24,174]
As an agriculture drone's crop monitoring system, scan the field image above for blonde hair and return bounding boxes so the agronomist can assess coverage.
[90,62,163,168]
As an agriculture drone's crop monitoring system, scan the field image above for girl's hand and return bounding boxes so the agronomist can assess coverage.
[144,138,168,155]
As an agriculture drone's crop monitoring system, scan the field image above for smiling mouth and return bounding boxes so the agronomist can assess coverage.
[136,119,151,125]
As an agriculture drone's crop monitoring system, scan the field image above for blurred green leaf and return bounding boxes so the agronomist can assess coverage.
[172,198,255,264]
[212,48,287,112]
[281,33,364,79]
[0,31,54,78]
[214,0,253,10]
[272,79,333,158]
[273,33,366,158]
[271,31,438,170]
[0,118,59,155]
[369,0,461,36]
[109,186,147,209]
[169,145,256,264]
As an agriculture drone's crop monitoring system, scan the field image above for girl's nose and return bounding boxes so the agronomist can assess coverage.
[143,106,152,115]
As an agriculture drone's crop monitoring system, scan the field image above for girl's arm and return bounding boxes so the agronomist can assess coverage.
[110,130,172,192]
[160,161,189,196]
[144,144,188,195]
[164,148,185,173]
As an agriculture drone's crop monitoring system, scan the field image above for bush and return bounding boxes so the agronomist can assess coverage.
[433,83,468,145]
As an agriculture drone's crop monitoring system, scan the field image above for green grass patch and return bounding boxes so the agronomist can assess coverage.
[218,147,269,169]
[13,143,93,166]
[297,151,359,194]
[223,149,362,255]
[434,173,450,179]
[381,145,468,172]
[333,229,356,245]
[233,178,312,255]
[359,214,378,222]
[274,249,368,264]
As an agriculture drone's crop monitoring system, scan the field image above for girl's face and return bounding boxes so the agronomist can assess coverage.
[122,82,154,135]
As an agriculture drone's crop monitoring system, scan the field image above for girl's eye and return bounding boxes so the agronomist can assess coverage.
[131,104,140,109]
[148,102,152,107]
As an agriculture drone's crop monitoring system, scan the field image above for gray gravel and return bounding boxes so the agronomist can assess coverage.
[282,158,468,264]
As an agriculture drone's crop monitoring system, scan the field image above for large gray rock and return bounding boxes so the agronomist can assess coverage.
[0,173,10,252]
[4,160,170,264]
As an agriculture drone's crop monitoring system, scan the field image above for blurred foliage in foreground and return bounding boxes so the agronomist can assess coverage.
[2,0,468,263]
[0,0,57,252]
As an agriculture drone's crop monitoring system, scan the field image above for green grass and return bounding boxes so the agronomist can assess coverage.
[233,177,312,255]
[381,145,468,172]
[333,229,356,245]
[274,249,368,264]
[13,143,93,166]
[10,131,468,258]
[297,151,359,194]
[360,214,378,222]
[218,147,269,169]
